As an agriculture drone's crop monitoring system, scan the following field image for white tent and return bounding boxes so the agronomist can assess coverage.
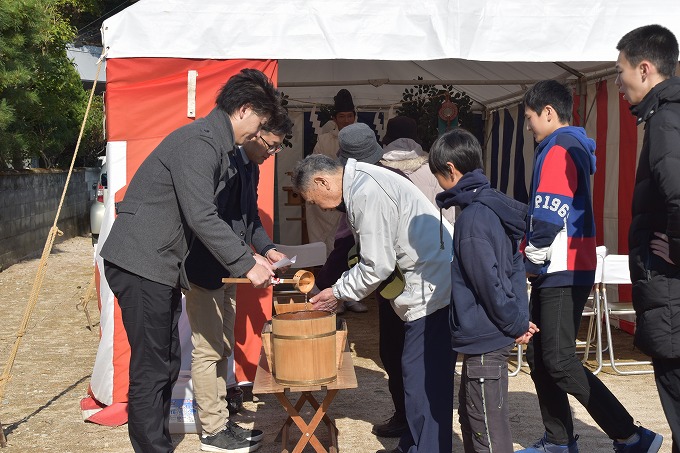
[102,0,680,110]
[86,0,680,425]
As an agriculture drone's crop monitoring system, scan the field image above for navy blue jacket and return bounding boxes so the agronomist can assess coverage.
[436,169,529,354]
[185,151,274,290]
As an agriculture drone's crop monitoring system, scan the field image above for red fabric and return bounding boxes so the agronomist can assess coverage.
[617,96,638,302]
[81,396,128,427]
[104,58,278,394]
[536,145,578,196]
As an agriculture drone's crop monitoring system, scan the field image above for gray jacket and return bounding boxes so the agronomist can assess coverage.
[100,108,256,289]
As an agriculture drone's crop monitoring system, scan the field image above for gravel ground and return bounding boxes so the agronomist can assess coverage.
[0,235,673,452]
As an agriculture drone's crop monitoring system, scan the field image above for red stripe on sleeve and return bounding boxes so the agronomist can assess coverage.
[536,145,578,197]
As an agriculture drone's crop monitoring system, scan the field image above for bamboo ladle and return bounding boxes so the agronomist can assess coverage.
[222,269,315,294]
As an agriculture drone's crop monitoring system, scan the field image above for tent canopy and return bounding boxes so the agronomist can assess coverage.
[102,0,680,110]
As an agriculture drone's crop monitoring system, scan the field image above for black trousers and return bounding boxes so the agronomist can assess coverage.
[104,261,182,453]
[653,357,680,453]
[378,293,406,418]
[459,344,513,453]
[315,234,355,290]
[527,285,635,444]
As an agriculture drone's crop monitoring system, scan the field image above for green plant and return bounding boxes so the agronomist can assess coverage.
[396,78,473,150]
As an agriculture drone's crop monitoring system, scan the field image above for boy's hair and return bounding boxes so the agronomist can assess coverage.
[428,128,483,176]
[262,107,294,136]
[216,68,280,117]
[523,80,573,124]
[291,154,343,193]
[617,24,679,79]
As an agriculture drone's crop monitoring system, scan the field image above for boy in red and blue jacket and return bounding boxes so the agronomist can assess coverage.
[518,80,661,453]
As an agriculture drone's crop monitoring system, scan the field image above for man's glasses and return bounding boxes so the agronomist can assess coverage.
[259,136,284,155]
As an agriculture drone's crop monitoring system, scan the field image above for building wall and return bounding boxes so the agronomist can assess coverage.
[0,169,99,270]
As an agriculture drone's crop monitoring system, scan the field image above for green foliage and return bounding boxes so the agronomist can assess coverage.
[0,0,90,169]
[396,78,474,150]
[77,94,106,167]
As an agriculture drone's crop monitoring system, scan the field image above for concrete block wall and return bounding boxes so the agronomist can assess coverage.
[0,168,99,270]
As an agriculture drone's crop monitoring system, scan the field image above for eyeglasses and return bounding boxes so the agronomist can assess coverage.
[259,136,284,155]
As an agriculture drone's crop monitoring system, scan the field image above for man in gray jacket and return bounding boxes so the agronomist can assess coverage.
[293,154,454,453]
[100,69,282,453]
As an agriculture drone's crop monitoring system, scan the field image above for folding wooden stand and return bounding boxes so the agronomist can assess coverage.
[253,349,357,453]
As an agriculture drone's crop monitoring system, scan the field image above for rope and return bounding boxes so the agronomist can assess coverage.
[0,48,106,448]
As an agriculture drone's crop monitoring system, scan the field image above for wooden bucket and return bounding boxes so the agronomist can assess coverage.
[271,310,337,386]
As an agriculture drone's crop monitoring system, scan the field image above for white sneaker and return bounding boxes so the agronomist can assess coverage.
[344,300,368,313]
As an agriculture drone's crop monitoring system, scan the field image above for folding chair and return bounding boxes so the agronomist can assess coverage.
[579,245,606,374]
[600,254,653,375]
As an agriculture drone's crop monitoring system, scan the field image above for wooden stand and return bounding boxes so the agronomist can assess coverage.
[253,349,357,453]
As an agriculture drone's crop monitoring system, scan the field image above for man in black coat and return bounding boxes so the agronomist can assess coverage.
[100,69,282,453]
[616,24,680,453]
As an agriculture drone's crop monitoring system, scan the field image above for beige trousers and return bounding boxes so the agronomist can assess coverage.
[184,283,237,436]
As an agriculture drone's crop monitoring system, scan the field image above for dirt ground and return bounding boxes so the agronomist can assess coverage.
[0,235,674,452]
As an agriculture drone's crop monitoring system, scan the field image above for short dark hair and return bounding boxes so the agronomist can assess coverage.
[617,24,679,79]
[428,128,483,176]
[215,68,280,117]
[291,154,343,193]
[262,107,294,136]
[523,80,573,124]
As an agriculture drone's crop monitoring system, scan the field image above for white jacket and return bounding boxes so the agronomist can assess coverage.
[381,138,456,225]
[332,159,454,321]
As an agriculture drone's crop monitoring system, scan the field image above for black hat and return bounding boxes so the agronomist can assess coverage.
[382,115,421,146]
[333,89,355,115]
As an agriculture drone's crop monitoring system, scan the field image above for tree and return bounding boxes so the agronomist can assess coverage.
[397,78,474,151]
[0,0,93,169]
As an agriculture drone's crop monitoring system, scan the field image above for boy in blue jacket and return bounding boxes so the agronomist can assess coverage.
[430,128,537,453]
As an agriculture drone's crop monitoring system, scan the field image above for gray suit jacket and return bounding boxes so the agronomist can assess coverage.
[100,108,256,289]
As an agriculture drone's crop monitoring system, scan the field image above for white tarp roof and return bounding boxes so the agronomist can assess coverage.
[102,0,680,109]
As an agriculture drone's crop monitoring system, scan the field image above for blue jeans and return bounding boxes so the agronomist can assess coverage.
[526,285,635,444]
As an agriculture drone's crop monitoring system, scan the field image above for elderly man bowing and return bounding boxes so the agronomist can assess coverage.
[291,154,454,453]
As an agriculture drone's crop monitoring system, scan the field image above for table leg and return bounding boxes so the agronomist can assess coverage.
[275,391,327,453]
[304,390,339,452]
[278,392,309,452]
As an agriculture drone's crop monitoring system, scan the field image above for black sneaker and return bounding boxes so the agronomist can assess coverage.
[200,427,260,453]
[372,414,408,438]
[226,386,244,416]
[226,419,264,442]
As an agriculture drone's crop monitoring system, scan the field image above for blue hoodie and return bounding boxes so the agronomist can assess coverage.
[436,169,529,354]
[525,126,597,288]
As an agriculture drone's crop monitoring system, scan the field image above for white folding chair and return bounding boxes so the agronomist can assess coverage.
[579,245,606,374]
[600,254,653,375]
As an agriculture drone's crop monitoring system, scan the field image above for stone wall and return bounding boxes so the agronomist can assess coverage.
[0,168,99,270]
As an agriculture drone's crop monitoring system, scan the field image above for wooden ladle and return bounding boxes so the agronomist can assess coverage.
[222,269,315,294]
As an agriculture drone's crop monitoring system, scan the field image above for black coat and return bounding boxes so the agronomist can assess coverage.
[628,77,680,358]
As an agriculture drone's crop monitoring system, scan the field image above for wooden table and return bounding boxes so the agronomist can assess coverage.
[253,348,357,453]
